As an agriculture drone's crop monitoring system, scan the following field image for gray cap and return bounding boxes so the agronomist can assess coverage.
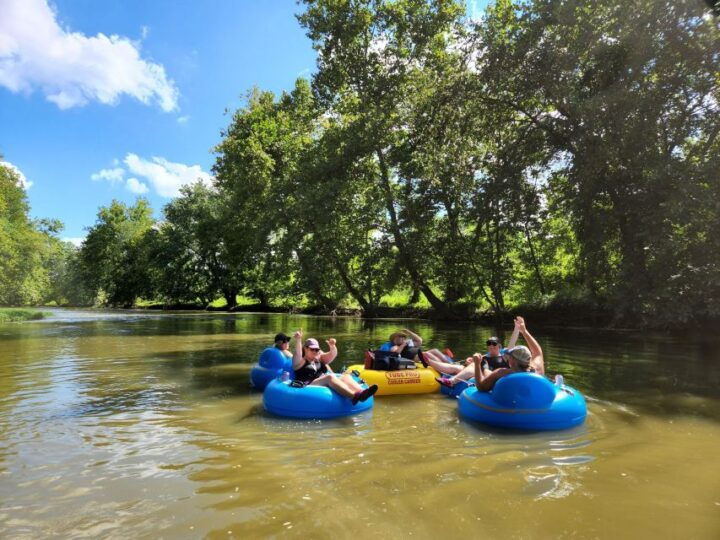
[505,346,531,367]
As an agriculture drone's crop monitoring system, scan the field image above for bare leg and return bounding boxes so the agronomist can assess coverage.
[425,351,463,375]
[447,363,476,383]
[309,374,355,398]
[425,349,453,364]
[340,373,363,393]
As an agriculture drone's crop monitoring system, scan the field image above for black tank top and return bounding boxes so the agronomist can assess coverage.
[294,360,328,384]
[482,354,510,371]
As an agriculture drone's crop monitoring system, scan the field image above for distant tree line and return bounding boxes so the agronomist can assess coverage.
[4,0,719,328]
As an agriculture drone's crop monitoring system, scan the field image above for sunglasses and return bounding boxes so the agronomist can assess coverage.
[486,341,499,346]
[307,347,321,352]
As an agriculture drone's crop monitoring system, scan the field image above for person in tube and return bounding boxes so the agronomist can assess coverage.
[292,329,378,405]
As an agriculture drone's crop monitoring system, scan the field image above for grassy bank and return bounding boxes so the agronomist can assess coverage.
[0,308,50,323]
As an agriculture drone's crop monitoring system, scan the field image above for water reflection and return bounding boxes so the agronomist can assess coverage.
[0,309,719,538]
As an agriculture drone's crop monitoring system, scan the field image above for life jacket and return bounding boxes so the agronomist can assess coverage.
[293,359,328,384]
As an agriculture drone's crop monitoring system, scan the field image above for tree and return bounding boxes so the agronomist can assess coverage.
[45,240,95,306]
[152,182,239,307]
[0,163,51,305]
[213,79,322,307]
[298,0,466,315]
[477,0,720,323]
[80,199,155,307]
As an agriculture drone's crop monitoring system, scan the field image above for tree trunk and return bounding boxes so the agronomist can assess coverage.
[224,288,238,309]
[375,148,449,315]
[330,254,375,315]
[524,222,546,296]
[409,286,420,304]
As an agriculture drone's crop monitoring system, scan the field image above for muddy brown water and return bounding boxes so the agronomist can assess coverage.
[1,309,719,538]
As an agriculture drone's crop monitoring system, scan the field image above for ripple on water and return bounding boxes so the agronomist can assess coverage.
[3,311,720,538]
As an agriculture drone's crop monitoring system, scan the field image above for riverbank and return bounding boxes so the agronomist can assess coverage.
[51,298,718,330]
[0,308,49,323]
[141,300,618,328]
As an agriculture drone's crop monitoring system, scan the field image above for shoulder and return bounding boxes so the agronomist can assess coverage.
[378,342,391,351]
[493,367,512,378]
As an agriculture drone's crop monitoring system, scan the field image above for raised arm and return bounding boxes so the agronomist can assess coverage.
[403,328,423,347]
[292,329,305,370]
[516,317,545,375]
[507,319,521,348]
[320,338,338,364]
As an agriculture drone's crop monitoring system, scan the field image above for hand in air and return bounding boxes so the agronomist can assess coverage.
[326,338,336,348]
[514,316,526,332]
[294,329,303,340]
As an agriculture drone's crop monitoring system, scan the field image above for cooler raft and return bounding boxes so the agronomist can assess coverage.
[343,364,440,395]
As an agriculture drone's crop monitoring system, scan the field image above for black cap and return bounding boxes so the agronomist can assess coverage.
[274,332,290,343]
[486,336,501,345]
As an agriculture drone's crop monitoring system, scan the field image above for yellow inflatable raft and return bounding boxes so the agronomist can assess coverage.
[343,364,440,395]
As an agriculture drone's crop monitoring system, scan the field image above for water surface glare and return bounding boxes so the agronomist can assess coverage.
[0,309,719,538]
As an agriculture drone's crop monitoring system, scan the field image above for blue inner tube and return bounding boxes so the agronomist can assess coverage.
[250,347,294,390]
[263,374,374,419]
[457,372,587,430]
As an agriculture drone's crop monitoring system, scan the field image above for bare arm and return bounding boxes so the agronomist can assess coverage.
[516,317,545,375]
[474,355,507,391]
[403,328,423,347]
[507,320,520,348]
[390,341,408,353]
[292,329,305,370]
[320,338,338,364]
[472,353,493,378]
[477,367,510,392]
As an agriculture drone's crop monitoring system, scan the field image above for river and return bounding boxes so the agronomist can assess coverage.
[0,309,718,538]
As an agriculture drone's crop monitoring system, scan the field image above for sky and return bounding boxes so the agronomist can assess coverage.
[1,0,488,245]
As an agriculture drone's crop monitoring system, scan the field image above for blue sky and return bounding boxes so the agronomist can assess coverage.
[1,0,488,244]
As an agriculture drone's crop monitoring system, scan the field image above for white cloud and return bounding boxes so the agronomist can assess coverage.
[123,153,213,198]
[177,115,190,124]
[125,177,149,194]
[0,161,32,189]
[90,167,125,184]
[0,0,178,111]
[62,236,85,247]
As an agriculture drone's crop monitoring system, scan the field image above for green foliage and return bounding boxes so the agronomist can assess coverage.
[478,0,720,323]
[150,183,237,307]
[0,308,49,323]
[80,199,155,307]
[0,163,62,305]
[15,0,719,328]
[44,240,95,306]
